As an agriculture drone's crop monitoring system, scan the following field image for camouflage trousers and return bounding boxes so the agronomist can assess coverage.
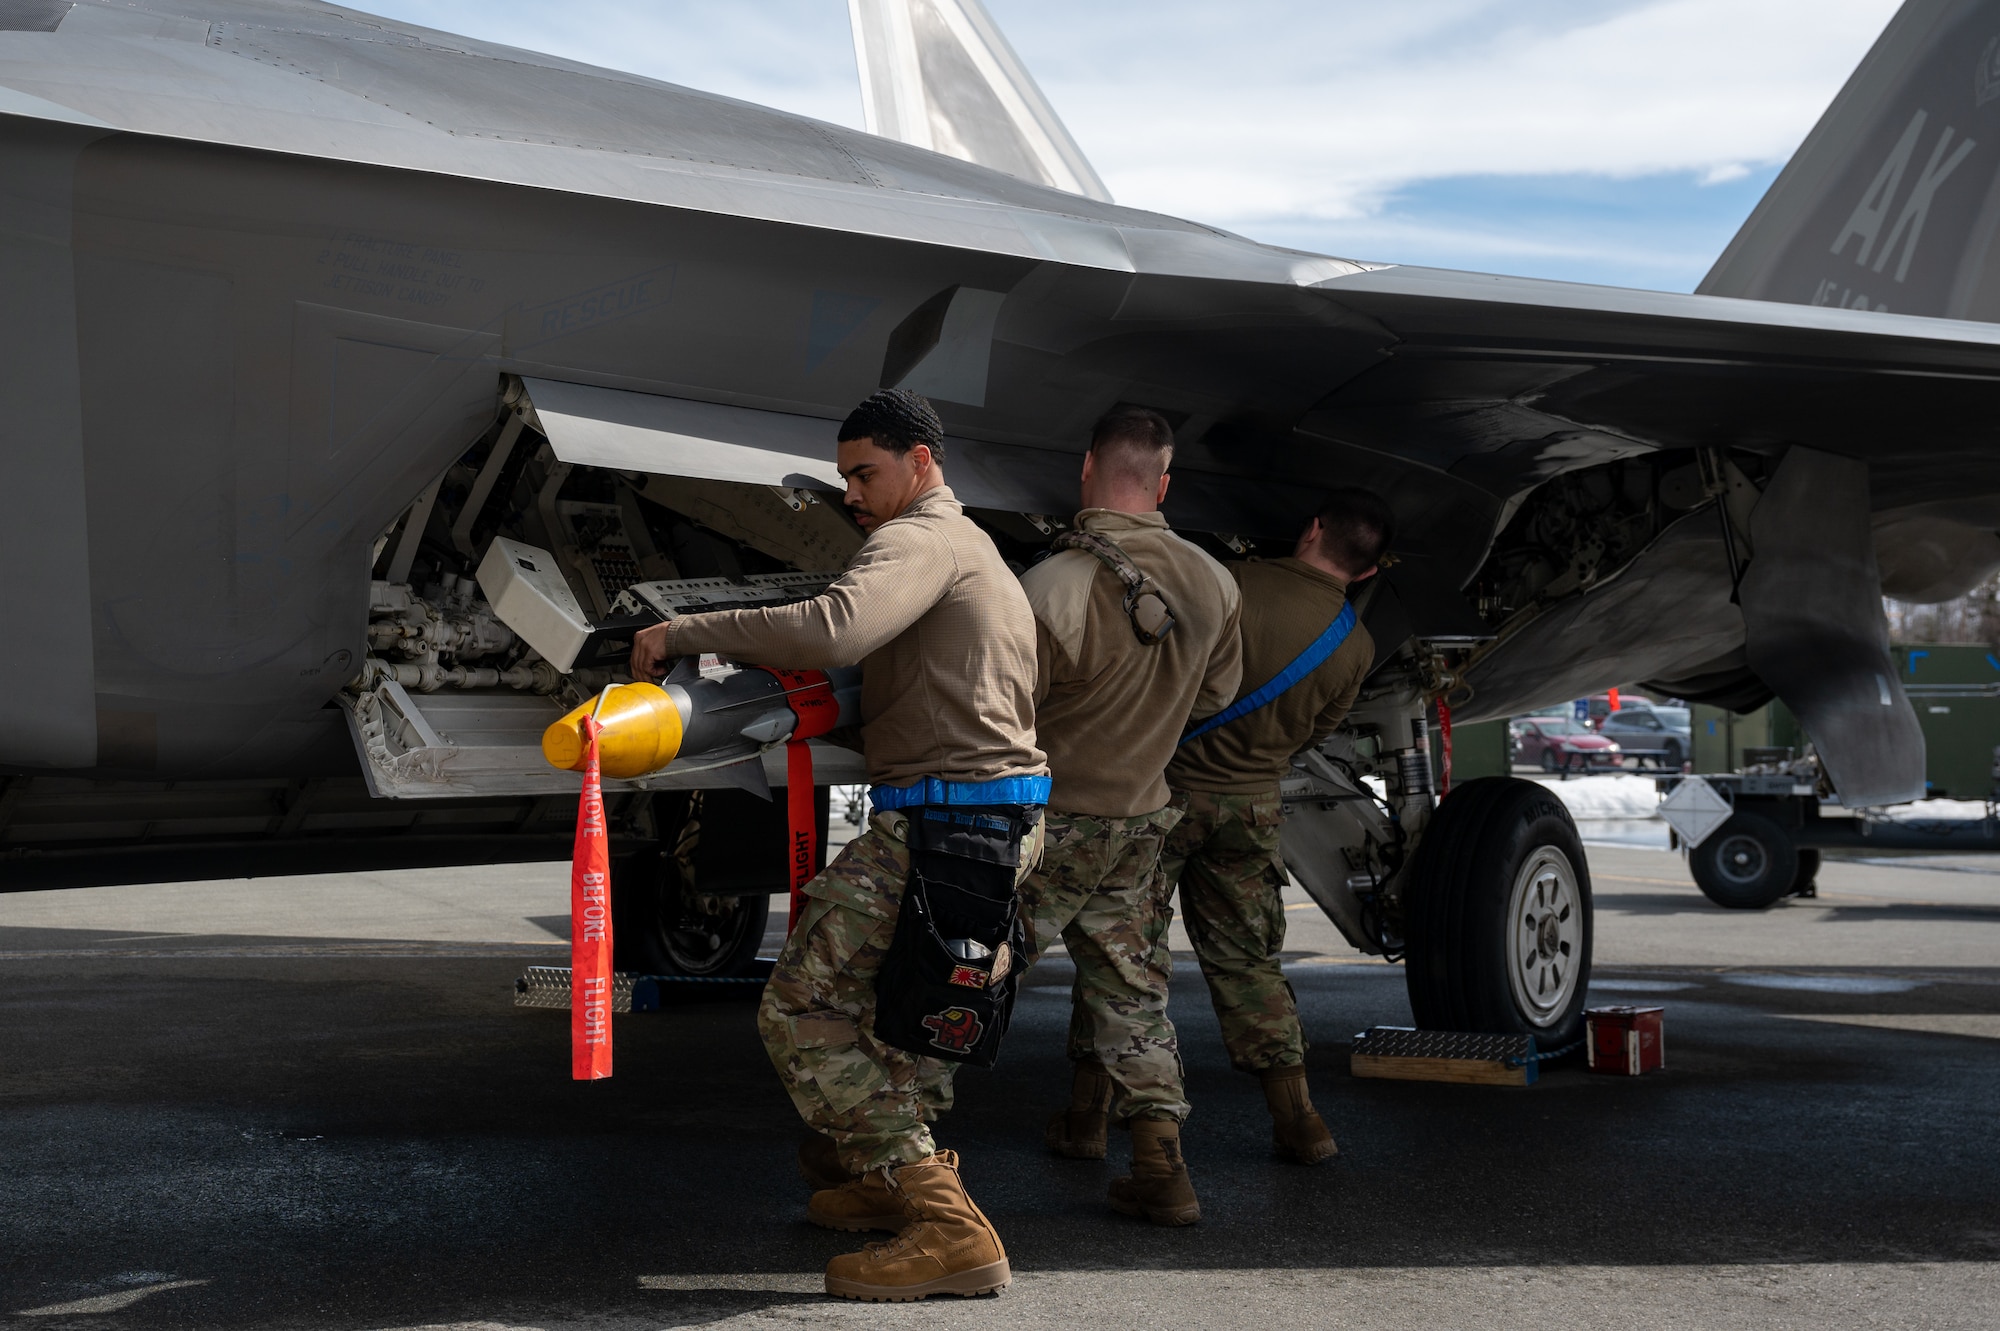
[1039,807,1191,1122]
[757,809,1043,1175]
[1075,787,1304,1073]
[926,807,1191,1124]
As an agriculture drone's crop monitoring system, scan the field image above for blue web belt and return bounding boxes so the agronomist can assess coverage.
[869,774,1052,812]
[1179,602,1357,747]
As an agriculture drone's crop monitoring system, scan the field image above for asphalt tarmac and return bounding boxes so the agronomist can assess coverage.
[3,832,1998,1329]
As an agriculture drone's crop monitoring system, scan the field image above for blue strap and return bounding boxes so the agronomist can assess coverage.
[1179,602,1357,747]
[869,774,1052,811]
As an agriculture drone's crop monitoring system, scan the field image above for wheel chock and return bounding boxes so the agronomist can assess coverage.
[1348,1027,1541,1086]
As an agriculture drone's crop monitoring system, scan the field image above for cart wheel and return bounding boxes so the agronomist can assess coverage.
[1689,812,1798,910]
[1791,848,1821,899]
[1404,778,1594,1048]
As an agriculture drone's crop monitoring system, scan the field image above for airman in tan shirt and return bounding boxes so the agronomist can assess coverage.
[642,482,1044,787]
[1028,507,1242,816]
[1167,556,1373,794]
[957,409,1241,1227]
[1068,486,1396,1175]
[629,390,1040,1302]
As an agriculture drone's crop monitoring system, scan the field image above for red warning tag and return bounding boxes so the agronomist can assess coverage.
[761,668,838,932]
[785,738,815,934]
[570,714,613,1081]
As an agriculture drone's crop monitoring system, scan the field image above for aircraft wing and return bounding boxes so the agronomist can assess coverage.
[1305,262,2000,512]
[1285,264,1997,806]
[3,0,1995,808]
[0,0,1306,280]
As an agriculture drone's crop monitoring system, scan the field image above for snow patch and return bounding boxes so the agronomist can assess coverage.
[1527,774,1663,821]
[1870,797,1992,821]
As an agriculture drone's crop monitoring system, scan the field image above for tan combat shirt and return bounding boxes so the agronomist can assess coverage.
[1021,509,1242,817]
[1166,557,1375,795]
[656,485,1047,787]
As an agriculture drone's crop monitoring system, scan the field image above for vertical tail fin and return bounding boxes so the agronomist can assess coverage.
[847,0,1112,202]
[1700,0,2000,320]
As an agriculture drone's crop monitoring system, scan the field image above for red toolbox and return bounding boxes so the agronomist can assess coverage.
[1585,1006,1665,1075]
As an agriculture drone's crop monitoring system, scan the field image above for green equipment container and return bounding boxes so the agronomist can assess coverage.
[1689,701,1803,774]
[1435,716,1509,785]
[1891,643,2000,800]
[1690,645,2000,798]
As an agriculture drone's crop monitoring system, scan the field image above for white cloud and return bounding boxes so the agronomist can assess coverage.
[999,0,1903,224]
[1699,163,1754,187]
[351,1,1903,285]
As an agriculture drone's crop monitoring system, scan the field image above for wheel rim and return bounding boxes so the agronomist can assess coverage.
[1711,832,1769,887]
[657,894,759,974]
[1506,845,1583,1028]
[631,850,762,975]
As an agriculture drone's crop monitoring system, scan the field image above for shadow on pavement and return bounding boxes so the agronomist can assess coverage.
[5,940,2000,1328]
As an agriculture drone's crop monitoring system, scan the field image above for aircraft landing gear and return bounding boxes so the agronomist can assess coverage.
[1403,777,1594,1049]
[611,791,785,977]
[612,844,770,976]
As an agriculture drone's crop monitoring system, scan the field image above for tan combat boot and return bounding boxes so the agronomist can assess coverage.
[798,1132,853,1191]
[808,1168,908,1233]
[823,1151,1011,1302]
[1107,1117,1201,1226]
[1043,1059,1113,1160]
[1260,1063,1338,1164]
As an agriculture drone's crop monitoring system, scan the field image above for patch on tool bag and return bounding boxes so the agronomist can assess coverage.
[921,1006,985,1052]
[873,803,1037,1068]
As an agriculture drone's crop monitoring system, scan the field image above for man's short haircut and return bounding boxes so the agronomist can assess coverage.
[1312,487,1395,573]
[838,388,945,463]
[1087,407,1175,488]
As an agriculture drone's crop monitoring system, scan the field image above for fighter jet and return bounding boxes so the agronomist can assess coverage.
[3,0,1998,1046]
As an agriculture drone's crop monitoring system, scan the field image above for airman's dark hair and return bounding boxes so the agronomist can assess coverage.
[838,388,945,463]
[1088,408,1175,487]
[1312,487,1395,573]
[1089,407,1175,457]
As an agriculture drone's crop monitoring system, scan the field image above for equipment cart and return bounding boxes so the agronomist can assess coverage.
[1655,770,2000,909]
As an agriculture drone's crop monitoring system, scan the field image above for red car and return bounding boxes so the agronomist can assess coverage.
[1510,716,1624,773]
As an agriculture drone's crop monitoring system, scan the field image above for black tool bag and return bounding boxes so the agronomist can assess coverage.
[872,804,1038,1068]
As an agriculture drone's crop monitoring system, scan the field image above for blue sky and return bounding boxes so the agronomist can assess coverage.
[1258,167,1790,291]
[359,1,1901,292]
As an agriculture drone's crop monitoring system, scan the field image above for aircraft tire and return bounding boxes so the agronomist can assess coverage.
[1403,777,1594,1050]
[1689,812,1797,910]
[612,843,771,977]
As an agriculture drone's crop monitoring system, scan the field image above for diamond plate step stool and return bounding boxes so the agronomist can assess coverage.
[513,960,774,1012]
[1348,1026,1541,1086]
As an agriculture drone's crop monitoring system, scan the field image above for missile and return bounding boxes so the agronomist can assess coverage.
[542,661,861,779]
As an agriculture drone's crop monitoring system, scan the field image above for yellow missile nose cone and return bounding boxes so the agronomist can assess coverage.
[543,682,685,779]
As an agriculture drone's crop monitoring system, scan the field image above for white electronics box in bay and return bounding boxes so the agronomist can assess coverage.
[476,536,594,671]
